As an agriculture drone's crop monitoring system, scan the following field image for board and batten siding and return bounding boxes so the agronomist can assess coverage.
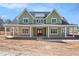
[46,10,62,24]
[17,10,33,24]
[49,27,65,37]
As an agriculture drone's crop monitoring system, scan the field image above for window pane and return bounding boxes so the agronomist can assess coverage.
[52,18,57,24]
[51,29,57,34]
[23,18,28,23]
[34,19,46,24]
[22,29,29,34]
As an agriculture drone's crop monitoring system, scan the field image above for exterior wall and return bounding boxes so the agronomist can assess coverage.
[17,10,63,25]
[17,11,33,24]
[49,27,65,37]
[5,25,77,38]
[8,26,30,36]
[17,26,30,36]
[46,10,62,24]
[32,27,47,36]
[4,9,77,38]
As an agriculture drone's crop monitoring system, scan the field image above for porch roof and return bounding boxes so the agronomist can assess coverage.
[4,24,77,27]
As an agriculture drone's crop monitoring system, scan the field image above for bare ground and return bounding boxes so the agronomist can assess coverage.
[0,35,79,56]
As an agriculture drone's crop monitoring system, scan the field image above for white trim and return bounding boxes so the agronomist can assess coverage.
[4,24,77,27]
[45,9,62,19]
[17,9,34,20]
[48,26,49,38]
[22,28,30,35]
[23,17,29,24]
[5,27,7,36]
[34,18,46,24]
[30,27,32,37]
[13,27,15,36]
[61,27,65,34]
[65,27,67,37]
[51,18,57,24]
[73,27,75,37]
[17,27,19,35]
[45,10,53,19]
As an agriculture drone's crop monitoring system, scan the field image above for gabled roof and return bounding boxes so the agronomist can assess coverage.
[12,8,70,25]
[17,8,34,19]
[45,9,62,19]
[17,9,62,19]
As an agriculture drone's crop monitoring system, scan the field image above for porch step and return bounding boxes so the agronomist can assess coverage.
[37,37,43,41]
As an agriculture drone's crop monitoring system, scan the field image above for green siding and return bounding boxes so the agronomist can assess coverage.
[49,27,69,37]
[49,34,65,37]
[49,27,65,37]
[46,27,48,37]
[17,10,63,25]
[17,10,33,24]
[46,10,62,24]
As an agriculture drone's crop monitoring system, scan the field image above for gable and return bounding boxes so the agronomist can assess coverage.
[17,9,34,24]
[46,9,62,24]
[46,9,61,19]
[17,9,34,19]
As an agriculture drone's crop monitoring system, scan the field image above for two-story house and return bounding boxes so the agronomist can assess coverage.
[4,9,78,39]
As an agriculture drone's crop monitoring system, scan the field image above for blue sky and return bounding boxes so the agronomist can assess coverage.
[0,3,79,25]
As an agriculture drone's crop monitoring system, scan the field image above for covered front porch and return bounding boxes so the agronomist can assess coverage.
[4,24,78,38]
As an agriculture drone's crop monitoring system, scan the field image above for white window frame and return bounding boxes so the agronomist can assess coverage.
[22,28,29,35]
[23,18,29,24]
[51,18,57,24]
[50,28,58,34]
[61,28,65,33]
[34,19,46,24]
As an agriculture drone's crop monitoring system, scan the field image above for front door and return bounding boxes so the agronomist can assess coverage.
[37,29,43,36]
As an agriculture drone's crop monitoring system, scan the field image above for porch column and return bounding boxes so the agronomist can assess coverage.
[13,27,15,36]
[5,27,7,36]
[17,27,19,35]
[48,26,49,38]
[72,27,75,37]
[30,26,32,37]
[65,27,67,37]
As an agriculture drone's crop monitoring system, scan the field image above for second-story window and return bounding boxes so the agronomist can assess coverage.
[34,19,46,24]
[51,18,57,24]
[23,18,29,24]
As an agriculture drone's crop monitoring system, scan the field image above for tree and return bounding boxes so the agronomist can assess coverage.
[0,17,4,31]
[5,19,12,24]
[0,18,4,25]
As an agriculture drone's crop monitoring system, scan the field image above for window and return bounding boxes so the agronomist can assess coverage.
[23,18,29,24]
[51,18,57,24]
[62,28,65,33]
[51,29,58,34]
[44,19,46,24]
[34,19,46,24]
[22,29,29,34]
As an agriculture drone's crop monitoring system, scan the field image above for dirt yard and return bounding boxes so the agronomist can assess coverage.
[0,35,79,56]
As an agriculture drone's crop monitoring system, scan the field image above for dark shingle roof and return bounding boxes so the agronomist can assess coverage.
[62,17,69,25]
[30,12,50,18]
